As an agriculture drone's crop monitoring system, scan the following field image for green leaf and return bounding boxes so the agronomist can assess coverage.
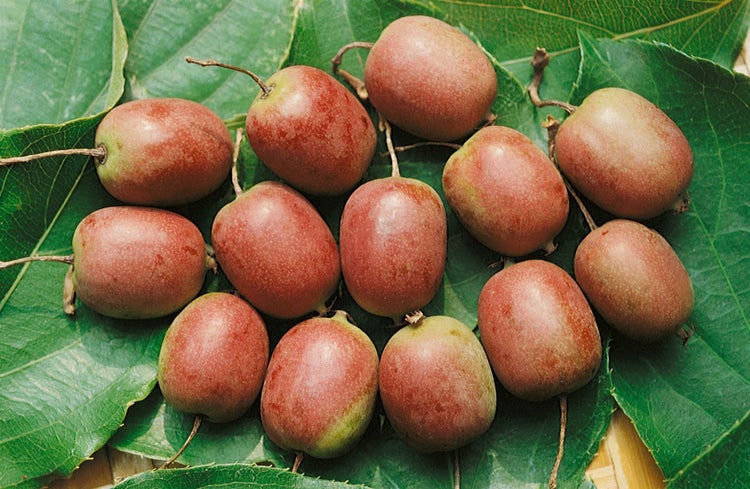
[0,2,136,488]
[118,0,299,120]
[429,0,750,118]
[0,0,126,129]
[2,1,750,488]
[568,34,750,488]
[113,463,372,489]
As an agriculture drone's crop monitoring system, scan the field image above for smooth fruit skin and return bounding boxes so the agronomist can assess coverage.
[260,311,379,459]
[71,206,210,319]
[363,15,497,142]
[379,315,497,453]
[554,87,693,219]
[339,176,447,320]
[94,98,233,206]
[211,181,341,319]
[477,260,602,401]
[442,125,569,256]
[157,292,269,423]
[573,219,694,343]
[246,65,376,196]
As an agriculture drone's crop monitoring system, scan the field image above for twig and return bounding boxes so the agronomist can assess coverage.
[379,113,400,177]
[0,254,74,270]
[330,41,373,100]
[548,395,568,489]
[231,128,244,196]
[186,57,273,97]
[528,48,577,114]
[1,147,105,166]
[158,415,203,469]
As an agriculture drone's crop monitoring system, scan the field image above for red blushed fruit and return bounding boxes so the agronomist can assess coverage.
[442,125,569,256]
[94,98,233,206]
[260,311,379,459]
[71,206,210,320]
[364,15,497,141]
[554,87,693,219]
[157,292,269,423]
[211,181,341,319]
[574,219,694,343]
[378,315,497,453]
[477,260,602,402]
[246,65,376,196]
[339,176,447,320]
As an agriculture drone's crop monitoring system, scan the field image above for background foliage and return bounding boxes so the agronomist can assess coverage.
[1,1,748,488]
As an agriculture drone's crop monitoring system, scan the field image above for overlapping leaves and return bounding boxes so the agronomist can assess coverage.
[0,1,748,488]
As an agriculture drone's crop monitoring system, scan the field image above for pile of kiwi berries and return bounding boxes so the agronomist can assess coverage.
[0,14,695,488]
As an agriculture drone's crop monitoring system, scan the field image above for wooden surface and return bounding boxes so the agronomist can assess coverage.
[44,25,750,489]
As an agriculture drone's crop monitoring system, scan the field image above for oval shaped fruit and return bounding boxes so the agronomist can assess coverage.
[71,206,210,319]
[554,87,693,219]
[442,125,569,256]
[94,98,233,206]
[379,315,496,453]
[211,181,341,319]
[573,219,694,343]
[363,15,497,141]
[246,65,377,196]
[477,260,602,401]
[260,311,379,459]
[157,292,269,423]
[339,176,447,320]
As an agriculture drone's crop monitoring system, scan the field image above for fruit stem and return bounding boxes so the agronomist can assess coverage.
[453,449,461,489]
[185,57,273,98]
[378,113,400,177]
[542,116,598,232]
[291,451,304,473]
[0,254,74,270]
[231,128,244,197]
[528,48,577,115]
[548,395,568,489]
[63,265,76,316]
[331,41,374,101]
[158,415,203,469]
[390,141,462,155]
[0,146,106,166]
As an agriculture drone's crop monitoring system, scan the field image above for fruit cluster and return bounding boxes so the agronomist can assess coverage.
[0,14,695,487]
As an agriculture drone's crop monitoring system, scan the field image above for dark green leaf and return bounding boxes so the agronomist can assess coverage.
[118,0,299,120]
[568,34,750,488]
[2,1,750,488]
[113,463,372,489]
[0,0,126,129]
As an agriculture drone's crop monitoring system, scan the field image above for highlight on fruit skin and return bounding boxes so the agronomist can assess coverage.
[573,218,695,344]
[259,310,379,460]
[477,259,602,402]
[210,180,341,320]
[157,292,270,423]
[94,97,234,206]
[554,87,694,220]
[442,125,569,257]
[339,175,447,321]
[69,205,213,320]
[378,314,497,453]
[363,15,498,142]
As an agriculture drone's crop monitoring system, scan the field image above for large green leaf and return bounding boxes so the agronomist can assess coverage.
[0,0,126,129]
[430,0,750,106]
[1,1,749,488]
[567,34,750,488]
[118,0,299,120]
[0,2,132,488]
[112,463,371,489]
